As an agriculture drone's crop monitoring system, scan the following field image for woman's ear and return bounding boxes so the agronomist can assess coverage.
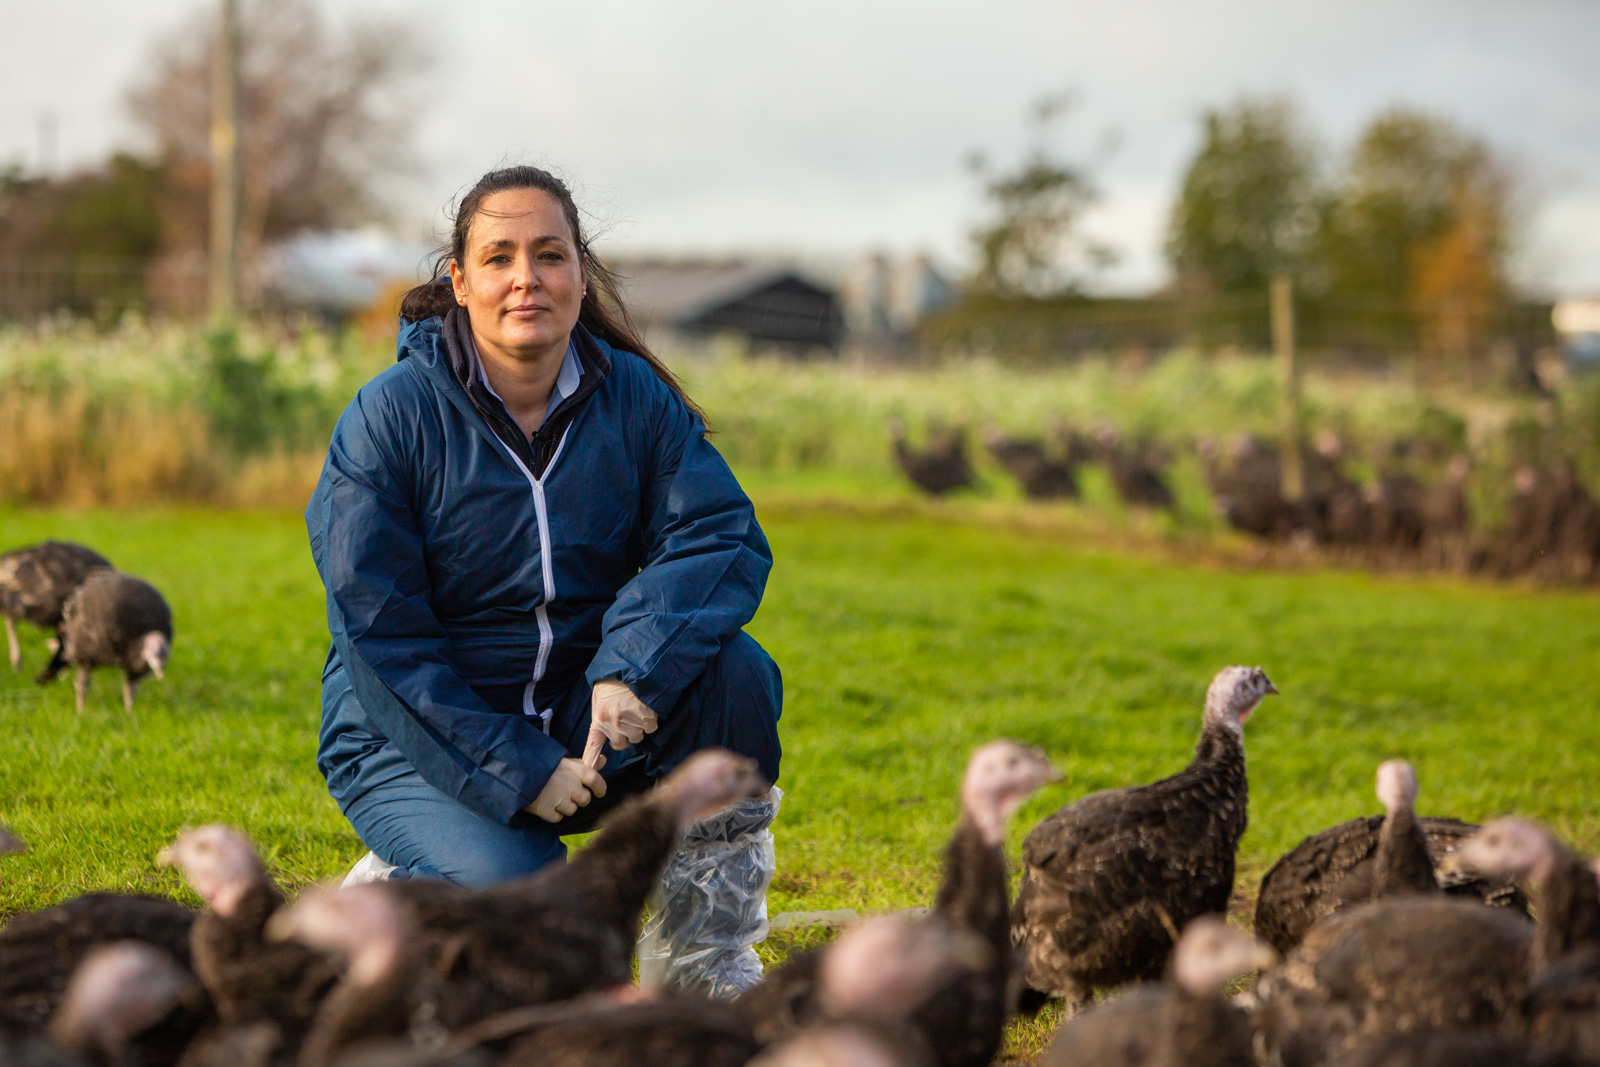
[448,259,468,307]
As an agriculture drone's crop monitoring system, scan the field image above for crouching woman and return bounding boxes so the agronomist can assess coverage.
[305,165,782,997]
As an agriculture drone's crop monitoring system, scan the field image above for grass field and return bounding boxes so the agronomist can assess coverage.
[3,494,1598,922]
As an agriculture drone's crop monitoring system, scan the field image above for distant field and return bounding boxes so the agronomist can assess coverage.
[2,497,1597,928]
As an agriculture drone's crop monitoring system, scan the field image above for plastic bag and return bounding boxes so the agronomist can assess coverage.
[637,786,783,998]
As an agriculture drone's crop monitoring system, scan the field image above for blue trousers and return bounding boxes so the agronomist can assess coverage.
[328,632,782,887]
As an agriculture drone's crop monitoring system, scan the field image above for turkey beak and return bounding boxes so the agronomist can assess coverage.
[151,661,165,681]
[155,845,176,867]
[1264,680,1279,696]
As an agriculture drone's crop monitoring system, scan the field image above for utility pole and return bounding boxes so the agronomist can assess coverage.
[209,0,241,320]
[1271,275,1303,502]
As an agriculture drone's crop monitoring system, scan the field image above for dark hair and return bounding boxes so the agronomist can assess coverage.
[400,165,701,420]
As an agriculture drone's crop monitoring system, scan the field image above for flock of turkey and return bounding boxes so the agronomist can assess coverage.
[891,420,1600,584]
[0,665,1595,1067]
[0,541,172,713]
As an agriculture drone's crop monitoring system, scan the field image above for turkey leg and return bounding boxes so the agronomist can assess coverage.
[122,676,139,714]
[5,618,17,670]
[75,666,91,713]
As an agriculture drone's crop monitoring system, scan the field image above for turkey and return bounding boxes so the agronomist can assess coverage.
[274,749,770,1044]
[1091,426,1174,511]
[1446,819,1600,1061]
[48,941,211,1067]
[742,914,985,1067]
[1038,917,1278,1067]
[0,542,111,673]
[0,893,197,1033]
[158,826,341,1042]
[488,986,762,1067]
[1252,896,1535,1067]
[984,432,1079,500]
[1011,666,1275,1010]
[889,419,976,496]
[739,741,1059,1067]
[1447,818,1600,972]
[261,883,428,1067]
[36,570,171,713]
[1252,760,1529,956]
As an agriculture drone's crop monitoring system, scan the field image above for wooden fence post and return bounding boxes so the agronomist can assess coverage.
[1272,275,1303,502]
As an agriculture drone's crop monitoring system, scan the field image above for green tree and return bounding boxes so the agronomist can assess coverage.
[0,154,164,261]
[1319,107,1512,302]
[967,92,1115,296]
[1318,107,1515,360]
[1165,95,1320,294]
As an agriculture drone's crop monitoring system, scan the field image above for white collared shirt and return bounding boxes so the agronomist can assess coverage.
[471,337,584,433]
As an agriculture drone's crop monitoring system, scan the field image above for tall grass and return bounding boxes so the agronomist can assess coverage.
[0,319,1590,517]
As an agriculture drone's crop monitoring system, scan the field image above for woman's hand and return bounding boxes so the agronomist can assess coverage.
[583,679,659,768]
[525,758,607,823]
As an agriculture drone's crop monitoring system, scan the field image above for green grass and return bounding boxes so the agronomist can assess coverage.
[2,499,1598,931]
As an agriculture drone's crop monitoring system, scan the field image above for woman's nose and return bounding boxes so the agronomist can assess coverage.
[513,258,539,291]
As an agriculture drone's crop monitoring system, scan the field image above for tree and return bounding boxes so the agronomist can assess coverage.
[1318,108,1512,300]
[0,154,164,261]
[1165,95,1320,294]
[125,0,427,265]
[1317,107,1515,359]
[966,92,1115,297]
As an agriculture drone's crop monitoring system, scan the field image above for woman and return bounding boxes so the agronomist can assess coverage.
[305,165,782,996]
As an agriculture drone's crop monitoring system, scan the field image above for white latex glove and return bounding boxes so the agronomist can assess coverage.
[583,679,659,768]
[525,757,607,823]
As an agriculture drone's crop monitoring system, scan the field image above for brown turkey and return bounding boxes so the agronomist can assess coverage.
[1038,917,1277,1067]
[1253,761,1528,955]
[739,741,1059,1067]
[889,419,975,496]
[1252,895,1535,1067]
[48,941,212,1067]
[0,542,111,673]
[0,891,197,1033]
[1011,666,1275,1010]
[984,432,1079,500]
[1447,818,1600,1061]
[1091,426,1174,511]
[36,570,171,713]
[272,749,770,1050]
[741,913,985,1067]
[158,826,341,1049]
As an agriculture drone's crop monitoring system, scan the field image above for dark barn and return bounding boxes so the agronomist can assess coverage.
[614,260,845,353]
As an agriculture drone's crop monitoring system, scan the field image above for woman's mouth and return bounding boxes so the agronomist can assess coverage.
[506,304,547,318]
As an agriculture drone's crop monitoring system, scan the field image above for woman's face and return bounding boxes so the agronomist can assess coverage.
[450,188,585,363]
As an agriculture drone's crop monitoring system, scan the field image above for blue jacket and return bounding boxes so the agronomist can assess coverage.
[306,312,772,825]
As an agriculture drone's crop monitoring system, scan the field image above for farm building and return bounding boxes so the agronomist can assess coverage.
[611,259,845,353]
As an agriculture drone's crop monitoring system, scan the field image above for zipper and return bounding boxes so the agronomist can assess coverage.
[493,424,573,735]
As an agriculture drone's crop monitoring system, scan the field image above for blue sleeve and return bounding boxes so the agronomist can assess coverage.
[307,380,567,825]
[583,386,772,714]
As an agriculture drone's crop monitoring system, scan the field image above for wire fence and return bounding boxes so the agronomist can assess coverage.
[917,291,1560,369]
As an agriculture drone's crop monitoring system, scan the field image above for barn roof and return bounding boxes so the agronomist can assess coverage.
[612,259,826,327]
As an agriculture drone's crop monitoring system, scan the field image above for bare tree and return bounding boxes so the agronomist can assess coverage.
[127,0,427,266]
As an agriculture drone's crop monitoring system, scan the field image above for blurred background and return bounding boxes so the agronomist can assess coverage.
[1,0,1598,583]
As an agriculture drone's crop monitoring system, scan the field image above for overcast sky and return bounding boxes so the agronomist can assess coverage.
[4,0,1598,295]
